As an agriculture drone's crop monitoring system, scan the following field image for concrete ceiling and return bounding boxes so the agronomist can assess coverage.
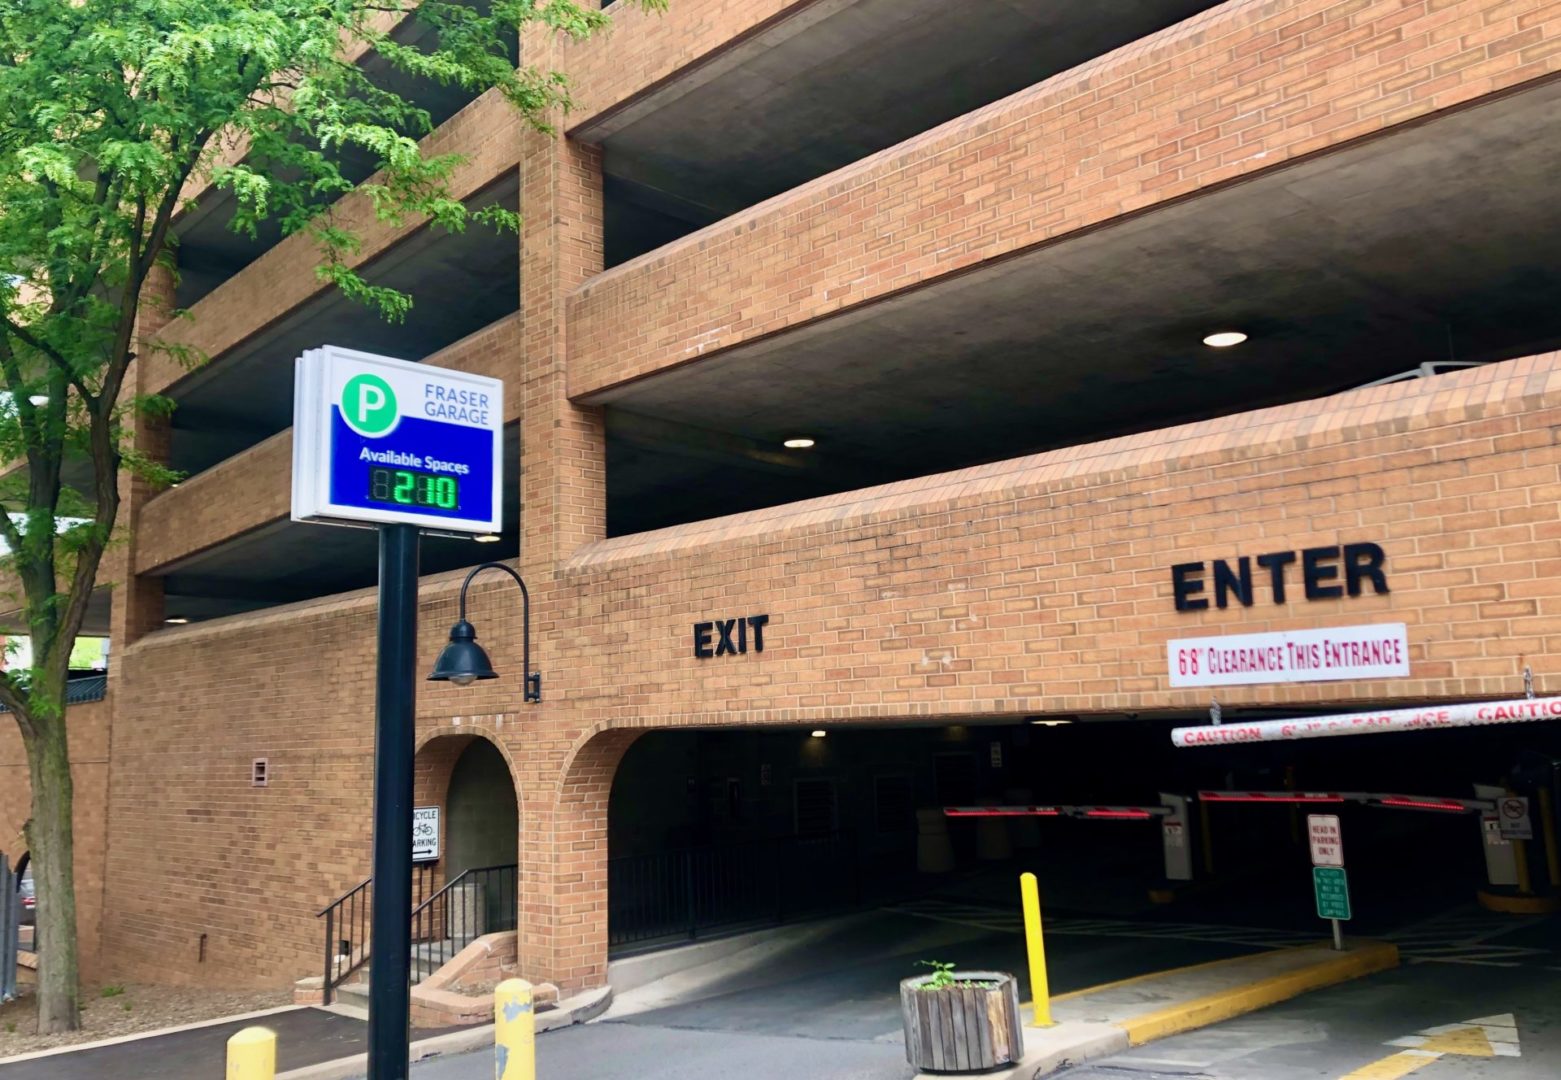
[583,0,1223,262]
[592,79,1561,534]
[168,173,520,477]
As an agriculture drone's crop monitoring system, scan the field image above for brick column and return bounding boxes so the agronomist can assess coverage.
[107,260,175,651]
[512,11,615,988]
[518,132,607,579]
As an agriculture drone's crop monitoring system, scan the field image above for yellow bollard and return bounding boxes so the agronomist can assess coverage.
[495,978,536,1080]
[1019,872,1051,1028]
[226,1026,276,1080]
[1539,787,1561,892]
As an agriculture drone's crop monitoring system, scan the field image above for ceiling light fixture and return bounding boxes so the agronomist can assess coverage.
[164,617,189,625]
[1030,719,1073,727]
[1202,331,1248,348]
[810,729,827,738]
[27,394,48,406]
[474,534,501,543]
[783,438,816,449]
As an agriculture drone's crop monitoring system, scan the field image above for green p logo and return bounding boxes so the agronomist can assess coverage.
[342,373,398,437]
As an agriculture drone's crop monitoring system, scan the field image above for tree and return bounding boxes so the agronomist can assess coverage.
[0,0,659,1033]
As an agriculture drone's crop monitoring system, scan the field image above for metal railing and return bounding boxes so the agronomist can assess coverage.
[409,864,518,988]
[317,863,439,1005]
[608,832,859,953]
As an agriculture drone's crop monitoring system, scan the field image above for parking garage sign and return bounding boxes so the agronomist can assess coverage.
[291,346,503,533]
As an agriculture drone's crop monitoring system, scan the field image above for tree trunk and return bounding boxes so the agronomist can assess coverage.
[24,718,80,1033]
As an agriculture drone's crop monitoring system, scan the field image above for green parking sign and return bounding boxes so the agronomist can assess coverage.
[1313,866,1351,921]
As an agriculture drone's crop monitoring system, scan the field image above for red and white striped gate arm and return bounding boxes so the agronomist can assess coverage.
[1170,695,1561,748]
[942,805,1169,819]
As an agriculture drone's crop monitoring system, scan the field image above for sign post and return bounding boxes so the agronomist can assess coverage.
[1307,814,1348,949]
[293,347,502,1080]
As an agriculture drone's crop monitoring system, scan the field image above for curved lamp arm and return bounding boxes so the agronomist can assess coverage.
[457,561,540,703]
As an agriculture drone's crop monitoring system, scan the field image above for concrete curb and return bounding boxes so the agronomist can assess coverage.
[275,986,612,1080]
[914,941,1400,1080]
[1118,941,1398,1046]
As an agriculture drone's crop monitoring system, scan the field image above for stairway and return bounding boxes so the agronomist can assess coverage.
[333,945,454,1010]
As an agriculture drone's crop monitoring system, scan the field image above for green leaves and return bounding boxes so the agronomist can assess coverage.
[0,0,662,713]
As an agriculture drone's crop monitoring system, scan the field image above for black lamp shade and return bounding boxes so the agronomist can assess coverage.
[427,619,499,682]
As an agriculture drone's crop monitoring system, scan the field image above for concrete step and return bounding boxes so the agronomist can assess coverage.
[336,981,370,1011]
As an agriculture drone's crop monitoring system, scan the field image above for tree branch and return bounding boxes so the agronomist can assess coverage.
[0,317,95,407]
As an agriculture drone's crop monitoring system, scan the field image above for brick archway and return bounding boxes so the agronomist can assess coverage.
[414,725,522,903]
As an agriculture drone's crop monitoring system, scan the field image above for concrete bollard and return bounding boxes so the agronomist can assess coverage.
[226,1026,277,1080]
[495,978,536,1080]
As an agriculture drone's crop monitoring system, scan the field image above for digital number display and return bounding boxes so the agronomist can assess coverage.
[368,466,460,510]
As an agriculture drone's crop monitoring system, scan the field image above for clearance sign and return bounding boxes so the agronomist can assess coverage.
[1171,696,1561,748]
[1168,623,1409,688]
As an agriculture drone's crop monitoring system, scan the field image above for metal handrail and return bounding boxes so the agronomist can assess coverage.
[318,876,370,919]
[409,863,514,920]
[409,863,518,988]
[317,864,439,1005]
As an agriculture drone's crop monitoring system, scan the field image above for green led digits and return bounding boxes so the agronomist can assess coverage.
[368,466,460,511]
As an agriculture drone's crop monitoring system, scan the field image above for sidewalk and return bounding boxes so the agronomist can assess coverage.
[0,1007,371,1080]
[950,939,1400,1080]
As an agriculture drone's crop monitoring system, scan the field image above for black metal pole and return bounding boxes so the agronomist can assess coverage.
[369,524,419,1080]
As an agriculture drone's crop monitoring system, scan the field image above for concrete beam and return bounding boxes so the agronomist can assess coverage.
[146,89,524,398]
[135,314,522,575]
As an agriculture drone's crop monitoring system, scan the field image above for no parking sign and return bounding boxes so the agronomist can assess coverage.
[1498,797,1533,840]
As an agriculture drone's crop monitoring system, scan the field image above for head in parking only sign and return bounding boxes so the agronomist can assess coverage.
[292,346,503,534]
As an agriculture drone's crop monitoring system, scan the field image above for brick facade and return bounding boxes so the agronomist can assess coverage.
[569,0,1561,396]
[7,0,1560,996]
[91,352,1561,991]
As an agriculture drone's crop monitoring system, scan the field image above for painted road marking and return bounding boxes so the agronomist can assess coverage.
[1342,1013,1522,1078]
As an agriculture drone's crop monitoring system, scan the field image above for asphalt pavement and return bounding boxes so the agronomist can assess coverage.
[1055,962,1561,1079]
[405,903,1271,1080]
[0,1007,372,1080]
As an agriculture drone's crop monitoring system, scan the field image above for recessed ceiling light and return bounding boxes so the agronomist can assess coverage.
[474,534,501,543]
[27,394,48,406]
[783,438,816,449]
[1202,331,1248,348]
[810,729,827,738]
[164,617,189,625]
[1029,719,1073,727]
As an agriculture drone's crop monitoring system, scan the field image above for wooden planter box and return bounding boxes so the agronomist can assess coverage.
[900,970,1023,1073]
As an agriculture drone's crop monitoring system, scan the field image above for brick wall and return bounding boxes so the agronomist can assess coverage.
[560,0,806,129]
[100,352,1561,990]
[568,0,1561,396]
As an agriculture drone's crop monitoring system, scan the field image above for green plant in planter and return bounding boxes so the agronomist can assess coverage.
[917,961,1000,991]
[919,960,958,990]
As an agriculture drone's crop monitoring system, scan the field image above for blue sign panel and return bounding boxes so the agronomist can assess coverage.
[292,346,504,534]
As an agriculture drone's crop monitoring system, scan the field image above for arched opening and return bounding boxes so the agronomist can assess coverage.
[446,739,519,879]
[412,732,520,949]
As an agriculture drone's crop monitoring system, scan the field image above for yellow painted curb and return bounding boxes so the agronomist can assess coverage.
[1476,889,1560,915]
[1119,942,1399,1046]
[1048,946,1303,1007]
